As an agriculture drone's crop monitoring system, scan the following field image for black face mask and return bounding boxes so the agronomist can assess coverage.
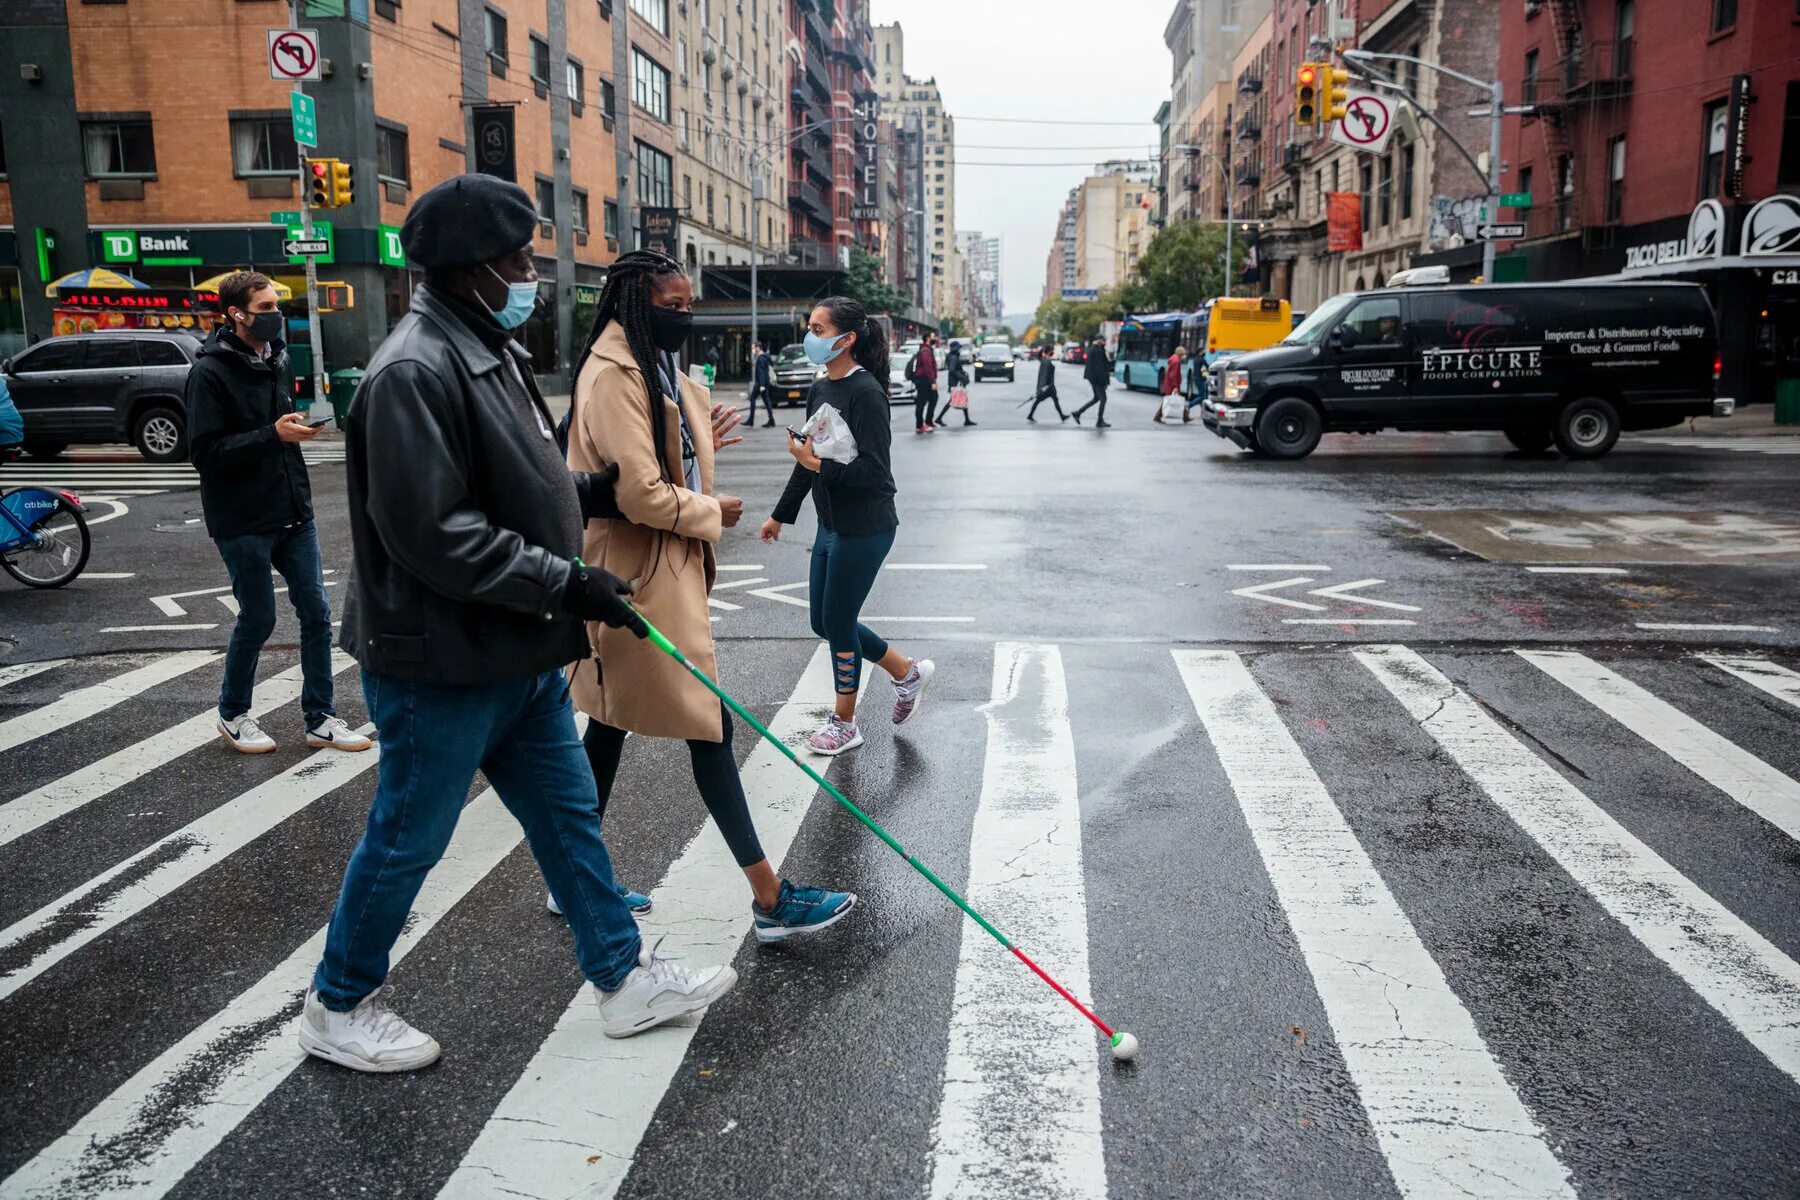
[647,305,693,354]
[236,310,284,344]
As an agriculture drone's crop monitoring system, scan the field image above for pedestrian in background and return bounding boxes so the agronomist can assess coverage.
[911,332,939,433]
[934,340,969,426]
[748,340,775,428]
[0,372,22,453]
[304,176,736,1072]
[762,295,935,756]
[563,249,857,944]
[705,341,722,384]
[185,271,367,756]
[1027,345,1066,422]
[1155,344,1190,423]
[1071,336,1113,427]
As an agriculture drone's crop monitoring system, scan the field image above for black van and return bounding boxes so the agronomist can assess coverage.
[1200,282,1731,460]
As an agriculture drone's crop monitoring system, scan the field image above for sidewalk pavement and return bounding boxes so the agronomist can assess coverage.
[1624,403,1798,439]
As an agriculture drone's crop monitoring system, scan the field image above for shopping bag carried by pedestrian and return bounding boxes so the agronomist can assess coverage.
[1159,393,1185,422]
[800,402,859,464]
[948,387,970,410]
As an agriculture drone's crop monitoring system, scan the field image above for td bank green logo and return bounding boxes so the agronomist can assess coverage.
[101,232,138,263]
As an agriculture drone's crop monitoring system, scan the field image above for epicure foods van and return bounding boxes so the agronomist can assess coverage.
[1200,282,1730,460]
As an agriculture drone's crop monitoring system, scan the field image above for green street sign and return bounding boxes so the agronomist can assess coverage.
[100,231,138,264]
[269,210,299,226]
[290,91,317,148]
[1500,191,1533,208]
[378,224,406,267]
[286,219,334,265]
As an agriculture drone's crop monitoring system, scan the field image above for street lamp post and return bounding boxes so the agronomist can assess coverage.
[1171,143,1234,298]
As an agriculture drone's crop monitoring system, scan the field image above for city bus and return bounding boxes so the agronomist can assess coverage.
[1182,296,1293,399]
[1112,312,1186,390]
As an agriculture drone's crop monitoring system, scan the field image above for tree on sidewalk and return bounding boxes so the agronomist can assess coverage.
[842,246,908,314]
[1133,222,1243,310]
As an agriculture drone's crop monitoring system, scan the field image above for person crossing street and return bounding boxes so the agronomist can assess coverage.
[748,340,775,428]
[1071,336,1113,427]
[911,332,940,433]
[1027,346,1067,422]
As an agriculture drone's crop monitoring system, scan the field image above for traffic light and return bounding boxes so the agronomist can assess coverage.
[1324,65,1353,123]
[1296,62,1319,126]
[329,159,354,208]
[306,157,334,209]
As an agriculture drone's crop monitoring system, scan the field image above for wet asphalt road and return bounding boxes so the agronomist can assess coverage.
[1,361,1798,1199]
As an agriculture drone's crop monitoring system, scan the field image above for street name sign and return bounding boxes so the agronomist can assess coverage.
[1061,288,1099,301]
[290,91,317,148]
[1500,192,1532,208]
[1330,90,1396,155]
[283,238,331,257]
[1477,223,1527,240]
[268,29,322,82]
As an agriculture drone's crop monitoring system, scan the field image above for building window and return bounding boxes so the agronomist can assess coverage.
[229,116,297,176]
[1359,161,1372,231]
[1700,99,1728,199]
[82,117,156,177]
[572,188,590,233]
[535,176,555,221]
[1377,150,1392,226]
[485,8,508,74]
[375,0,399,18]
[636,141,673,207]
[1400,139,1415,220]
[567,59,584,112]
[1711,0,1736,33]
[632,48,670,122]
[1605,136,1625,221]
[531,33,550,84]
[630,0,668,35]
[1522,49,1539,106]
[601,79,616,122]
[376,122,409,185]
[706,183,715,224]
[1518,165,1533,209]
[1780,82,1800,188]
[604,199,620,239]
[1614,0,1634,78]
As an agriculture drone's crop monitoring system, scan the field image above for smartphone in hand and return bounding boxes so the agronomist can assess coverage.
[306,417,332,429]
[786,426,808,442]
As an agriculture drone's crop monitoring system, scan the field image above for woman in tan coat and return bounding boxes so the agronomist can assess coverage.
[560,251,856,943]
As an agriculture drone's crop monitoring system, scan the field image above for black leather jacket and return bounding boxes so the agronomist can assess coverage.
[337,285,587,685]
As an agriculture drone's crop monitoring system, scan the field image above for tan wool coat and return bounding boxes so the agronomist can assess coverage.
[566,323,724,741]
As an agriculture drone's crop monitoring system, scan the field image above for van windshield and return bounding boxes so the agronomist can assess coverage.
[1282,293,1354,346]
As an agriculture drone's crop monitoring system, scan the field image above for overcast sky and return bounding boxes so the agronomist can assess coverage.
[870,0,1171,317]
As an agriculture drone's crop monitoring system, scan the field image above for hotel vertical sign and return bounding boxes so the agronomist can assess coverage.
[852,106,881,222]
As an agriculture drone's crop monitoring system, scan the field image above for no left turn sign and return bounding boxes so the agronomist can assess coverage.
[268,29,322,82]
[1330,89,1397,155]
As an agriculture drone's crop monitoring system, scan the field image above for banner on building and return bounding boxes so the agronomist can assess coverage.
[640,206,679,256]
[472,106,517,182]
[1327,192,1363,252]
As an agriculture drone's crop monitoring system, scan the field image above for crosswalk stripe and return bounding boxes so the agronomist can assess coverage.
[438,647,842,1200]
[1175,649,1574,1200]
[1697,654,1800,712]
[2,786,524,1199]
[0,726,378,1001]
[0,659,70,689]
[0,650,220,756]
[1517,650,1800,844]
[0,653,356,847]
[928,643,1105,1200]
[1357,644,1800,1086]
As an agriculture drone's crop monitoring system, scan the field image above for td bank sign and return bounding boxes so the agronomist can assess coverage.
[99,231,198,264]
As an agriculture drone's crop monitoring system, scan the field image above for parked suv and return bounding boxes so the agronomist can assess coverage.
[771,342,824,408]
[2,331,201,462]
[974,341,1015,382]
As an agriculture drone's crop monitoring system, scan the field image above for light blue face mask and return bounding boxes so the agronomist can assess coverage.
[803,329,848,366]
[485,265,539,330]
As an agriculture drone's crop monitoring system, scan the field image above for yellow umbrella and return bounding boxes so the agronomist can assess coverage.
[44,267,150,297]
[194,272,294,301]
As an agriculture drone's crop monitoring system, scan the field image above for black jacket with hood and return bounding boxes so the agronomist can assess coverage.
[185,325,311,538]
[1083,342,1113,386]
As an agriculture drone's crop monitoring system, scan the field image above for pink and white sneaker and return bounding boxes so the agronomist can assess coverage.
[806,715,864,756]
[891,658,935,725]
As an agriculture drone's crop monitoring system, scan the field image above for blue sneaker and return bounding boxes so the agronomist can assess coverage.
[752,880,857,943]
[546,882,653,918]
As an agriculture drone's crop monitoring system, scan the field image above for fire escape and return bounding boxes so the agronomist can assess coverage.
[1530,0,1632,246]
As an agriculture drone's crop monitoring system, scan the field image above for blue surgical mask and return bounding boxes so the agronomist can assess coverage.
[485,265,539,330]
[803,329,848,366]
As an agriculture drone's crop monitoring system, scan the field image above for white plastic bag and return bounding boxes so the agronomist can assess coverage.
[1160,393,1185,422]
[801,402,859,464]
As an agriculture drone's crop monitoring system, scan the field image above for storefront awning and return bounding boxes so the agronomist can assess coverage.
[1611,253,1800,280]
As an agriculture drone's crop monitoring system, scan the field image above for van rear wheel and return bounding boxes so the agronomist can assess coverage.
[1255,398,1322,460]
[1553,397,1620,459]
[1504,425,1555,453]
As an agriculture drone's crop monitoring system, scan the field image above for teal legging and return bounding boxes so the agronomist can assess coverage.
[808,527,894,695]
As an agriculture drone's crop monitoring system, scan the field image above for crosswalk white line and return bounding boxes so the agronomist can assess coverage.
[1698,654,1800,712]
[1175,649,1574,1200]
[1357,644,1800,1086]
[0,659,70,690]
[0,653,356,847]
[0,726,378,1001]
[3,786,523,1199]
[928,643,1105,1200]
[0,650,219,756]
[438,647,844,1200]
[1517,650,1800,845]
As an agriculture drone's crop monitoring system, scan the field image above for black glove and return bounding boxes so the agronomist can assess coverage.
[573,463,623,522]
[560,561,648,638]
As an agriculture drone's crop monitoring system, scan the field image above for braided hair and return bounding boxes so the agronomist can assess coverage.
[813,295,889,379]
[576,249,687,484]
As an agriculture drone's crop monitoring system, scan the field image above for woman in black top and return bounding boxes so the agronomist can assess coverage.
[761,297,935,756]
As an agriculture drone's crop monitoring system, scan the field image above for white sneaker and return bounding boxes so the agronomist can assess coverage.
[218,714,276,754]
[595,937,737,1039]
[307,716,373,752]
[297,987,441,1073]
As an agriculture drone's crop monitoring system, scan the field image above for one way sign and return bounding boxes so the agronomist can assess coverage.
[283,238,331,257]
[1477,223,1527,240]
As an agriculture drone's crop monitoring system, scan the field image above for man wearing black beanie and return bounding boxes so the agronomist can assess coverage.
[300,174,738,1072]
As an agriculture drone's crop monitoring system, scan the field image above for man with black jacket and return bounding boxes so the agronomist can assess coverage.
[1026,345,1067,422]
[1071,336,1114,427]
[748,340,774,428]
[187,271,368,755]
[300,174,736,1073]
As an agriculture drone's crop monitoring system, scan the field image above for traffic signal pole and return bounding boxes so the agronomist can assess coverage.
[291,0,327,420]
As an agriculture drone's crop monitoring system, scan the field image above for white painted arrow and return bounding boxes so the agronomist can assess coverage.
[1230,576,1326,611]
[150,585,234,618]
[747,580,811,609]
[1306,578,1422,612]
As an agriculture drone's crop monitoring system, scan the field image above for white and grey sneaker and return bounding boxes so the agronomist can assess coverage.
[596,936,737,1039]
[218,713,276,755]
[297,986,441,1073]
[891,658,935,725]
[307,716,373,752]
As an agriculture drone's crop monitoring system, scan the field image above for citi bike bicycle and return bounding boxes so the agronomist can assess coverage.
[0,447,91,588]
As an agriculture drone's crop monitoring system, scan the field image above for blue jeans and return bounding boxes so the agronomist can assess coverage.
[313,669,643,1010]
[214,521,334,727]
[808,527,894,695]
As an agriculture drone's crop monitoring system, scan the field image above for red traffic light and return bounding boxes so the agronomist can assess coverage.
[310,161,329,178]
[1298,65,1317,85]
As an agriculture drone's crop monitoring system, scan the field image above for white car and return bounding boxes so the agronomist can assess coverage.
[887,351,916,404]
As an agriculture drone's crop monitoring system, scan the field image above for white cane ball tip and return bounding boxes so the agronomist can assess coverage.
[1109,1032,1139,1061]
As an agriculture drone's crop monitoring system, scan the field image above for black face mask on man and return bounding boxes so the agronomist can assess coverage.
[235,309,284,344]
[647,305,693,354]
